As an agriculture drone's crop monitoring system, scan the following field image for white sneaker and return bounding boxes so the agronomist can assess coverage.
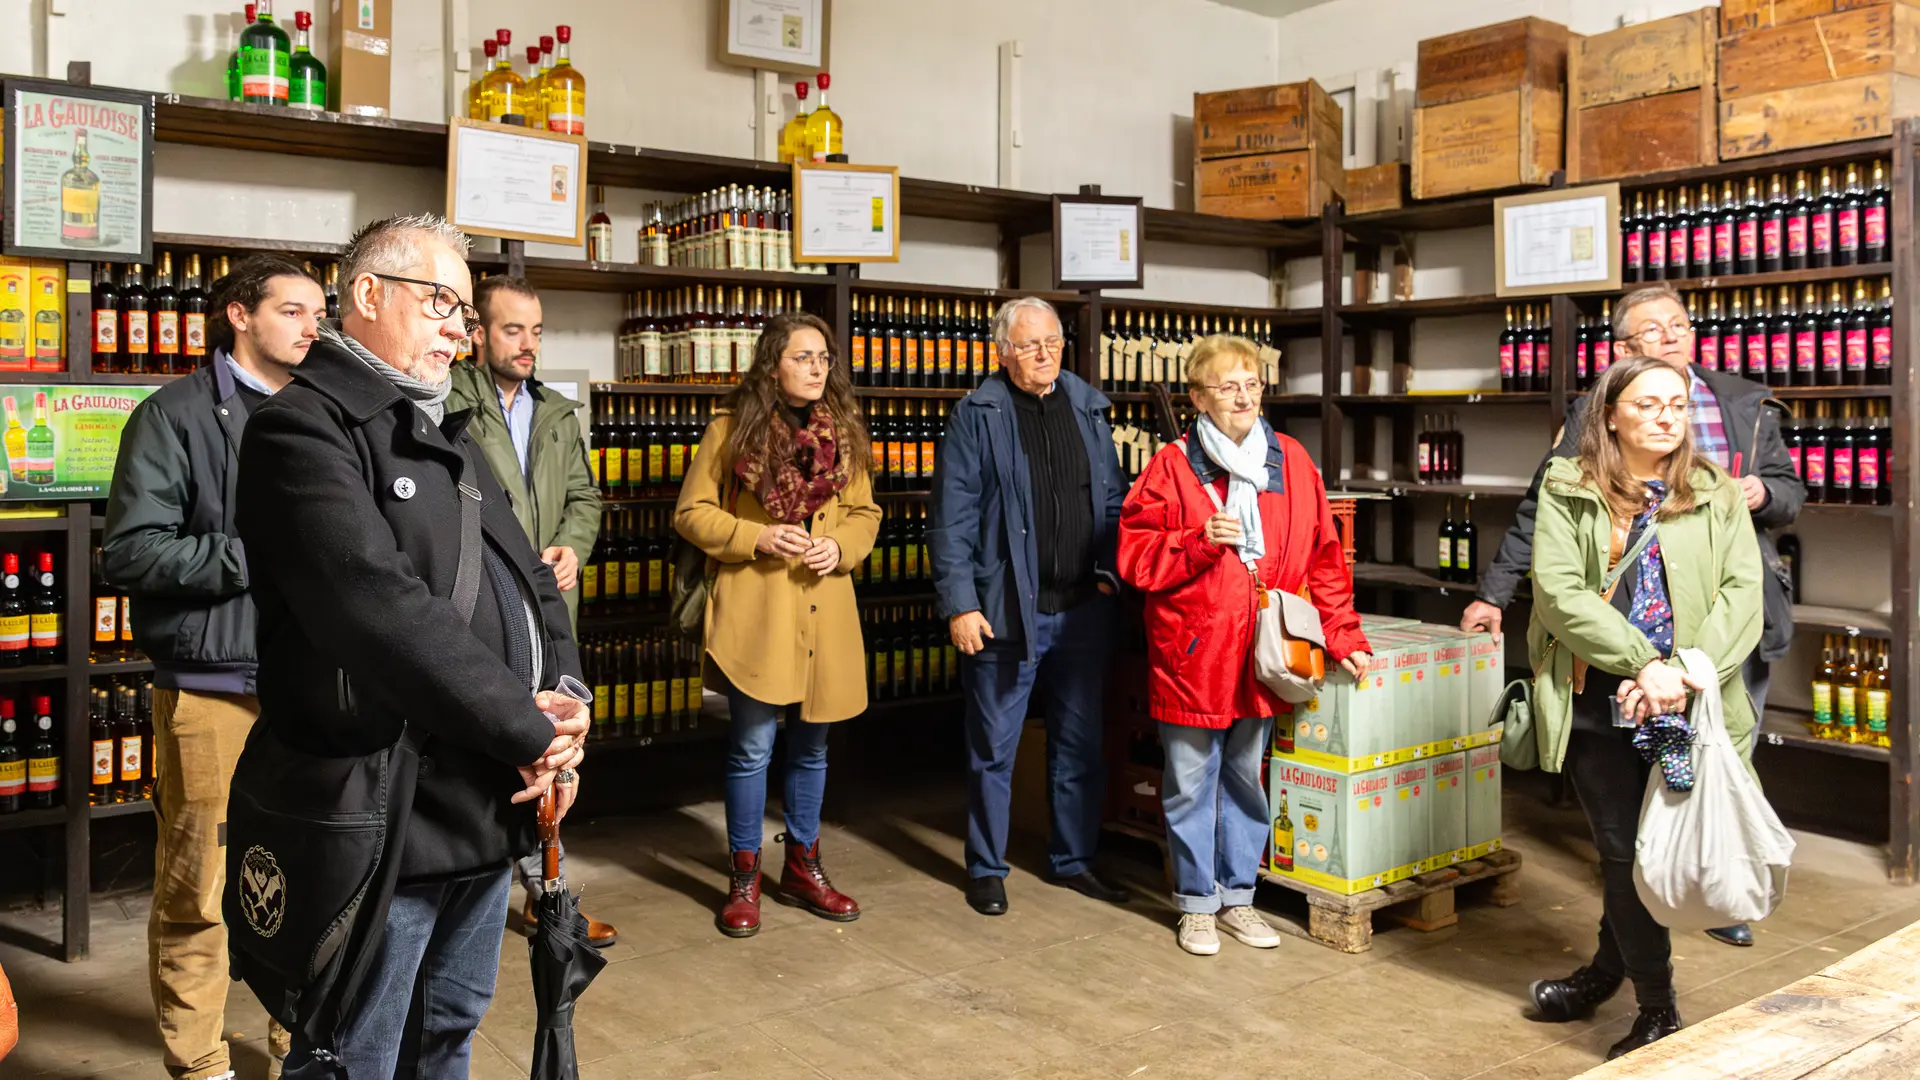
[1177,912,1221,955]
[1217,905,1281,948]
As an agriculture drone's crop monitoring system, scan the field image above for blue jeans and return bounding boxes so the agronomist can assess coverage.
[285,867,512,1080]
[960,594,1114,880]
[1159,717,1273,914]
[724,688,831,853]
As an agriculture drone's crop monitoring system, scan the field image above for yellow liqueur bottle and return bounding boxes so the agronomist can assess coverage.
[780,80,811,164]
[61,129,101,245]
[804,72,842,161]
[2,396,26,484]
[482,29,528,125]
[544,25,586,135]
[1272,791,1295,872]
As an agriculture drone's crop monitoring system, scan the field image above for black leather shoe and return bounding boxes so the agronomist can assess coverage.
[1607,1007,1682,1060]
[966,875,1008,916]
[1528,965,1625,1022]
[1047,871,1129,905]
[1706,923,1754,947]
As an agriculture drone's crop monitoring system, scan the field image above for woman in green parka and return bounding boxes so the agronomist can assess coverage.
[1523,353,1762,1061]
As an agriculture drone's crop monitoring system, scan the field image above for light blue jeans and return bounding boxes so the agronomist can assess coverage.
[1159,717,1273,915]
[724,687,831,853]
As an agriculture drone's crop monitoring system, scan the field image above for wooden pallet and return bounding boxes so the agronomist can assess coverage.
[1258,849,1523,954]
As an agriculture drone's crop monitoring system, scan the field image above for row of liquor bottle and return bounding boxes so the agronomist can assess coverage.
[87,255,337,375]
[0,552,63,667]
[0,259,70,373]
[1784,401,1892,506]
[850,296,1005,390]
[1112,404,1175,481]
[88,679,156,805]
[225,2,327,111]
[609,287,811,384]
[853,505,934,594]
[1497,303,1567,393]
[776,76,846,164]
[1681,282,1892,388]
[1414,414,1465,484]
[587,395,710,497]
[0,697,58,813]
[1621,161,1891,283]
[1098,309,1286,396]
[1807,631,1891,748]
[579,632,705,740]
[89,545,141,664]
[463,26,587,134]
[627,186,824,274]
[865,605,960,702]
[1434,498,1480,584]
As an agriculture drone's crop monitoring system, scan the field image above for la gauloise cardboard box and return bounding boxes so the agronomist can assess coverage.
[1566,8,1720,182]
[1466,742,1505,859]
[29,261,64,372]
[1718,3,1920,159]
[1269,757,1410,894]
[329,0,393,118]
[0,258,28,372]
[1429,751,1471,867]
[1391,756,1433,873]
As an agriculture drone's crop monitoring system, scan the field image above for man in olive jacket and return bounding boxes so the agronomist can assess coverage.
[447,275,614,945]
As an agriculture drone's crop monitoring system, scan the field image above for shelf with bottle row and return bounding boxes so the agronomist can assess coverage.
[521,256,833,295]
[1349,562,1473,594]
[1333,392,1555,408]
[1623,263,1888,297]
[0,804,68,833]
[1101,296,1322,332]
[1336,478,1531,499]
[1794,605,1892,637]
[89,797,155,819]
[1761,707,1890,763]
[850,281,1084,307]
[1339,294,1508,321]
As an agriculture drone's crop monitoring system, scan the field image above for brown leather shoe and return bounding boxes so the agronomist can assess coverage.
[520,896,621,947]
[771,832,860,922]
[718,849,763,938]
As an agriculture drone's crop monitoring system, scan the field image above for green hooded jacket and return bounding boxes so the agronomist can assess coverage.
[449,360,600,625]
[1524,457,1763,774]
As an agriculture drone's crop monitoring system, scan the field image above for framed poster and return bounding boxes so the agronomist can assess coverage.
[1052,194,1144,290]
[3,79,153,264]
[792,161,898,263]
[445,118,588,246]
[0,383,157,500]
[716,0,831,76]
[1495,183,1622,298]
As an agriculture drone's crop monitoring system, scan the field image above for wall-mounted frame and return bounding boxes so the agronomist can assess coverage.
[1051,192,1144,290]
[716,0,832,77]
[792,160,898,263]
[1494,182,1623,298]
[445,118,588,246]
[3,78,153,264]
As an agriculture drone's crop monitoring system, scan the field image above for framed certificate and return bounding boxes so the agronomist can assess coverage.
[792,160,898,263]
[3,79,153,264]
[445,118,589,246]
[1052,193,1144,290]
[1494,183,1623,298]
[716,0,831,77]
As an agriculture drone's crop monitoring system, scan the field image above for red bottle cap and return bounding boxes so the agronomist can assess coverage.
[295,10,311,30]
[815,72,831,90]
[245,3,257,19]
[541,35,554,50]
[0,700,13,719]
[795,81,809,100]
[483,39,498,58]
[496,28,512,45]
[38,552,51,572]
[556,25,572,43]
[34,696,49,715]
[3,554,17,574]
[527,46,541,64]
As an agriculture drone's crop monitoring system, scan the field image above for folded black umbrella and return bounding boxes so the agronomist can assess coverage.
[528,789,606,1080]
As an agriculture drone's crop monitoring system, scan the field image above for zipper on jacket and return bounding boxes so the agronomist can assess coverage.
[337,669,356,715]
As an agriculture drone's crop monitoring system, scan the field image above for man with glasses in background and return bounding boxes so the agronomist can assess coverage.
[1464,282,1803,949]
[930,297,1130,917]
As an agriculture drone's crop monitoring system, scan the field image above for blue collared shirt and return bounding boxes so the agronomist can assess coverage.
[497,380,535,477]
[220,350,278,396]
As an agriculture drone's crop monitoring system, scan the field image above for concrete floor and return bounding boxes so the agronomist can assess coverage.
[5,787,1919,1080]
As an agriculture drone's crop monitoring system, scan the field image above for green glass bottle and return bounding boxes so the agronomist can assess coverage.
[227,3,256,101]
[239,0,291,106]
[24,392,53,486]
[289,9,327,112]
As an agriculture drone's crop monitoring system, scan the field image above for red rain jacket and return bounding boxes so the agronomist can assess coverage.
[1117,427,1368,729]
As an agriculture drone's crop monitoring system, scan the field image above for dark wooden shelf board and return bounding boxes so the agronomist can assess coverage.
[1759,708,1889,762]
[87,659,155,676]
[1794,604,1893,636]
[1340,294,1507,320]
[1772,386,1893,400]
[1334,392,1551,407]
[855,387,973,400]
[154,232,347,258]
[1338,478,1530,498]
[88,374,186,386]
[0,664,70,684]
[519,256,833,294]
[1801,500,1894,516]
[90,798,156,819]
[852,281,1081,306]
[155,94,448,168]
[0,371,76,383]
[1142,208,1320,252]
[0,806,68,833]
[0,513,72,532]
[1102,297,1321,326]
[1350,562,1475,594]
[1613,263,1890,296]
[901,177,1051,227]
[591,382,732,396]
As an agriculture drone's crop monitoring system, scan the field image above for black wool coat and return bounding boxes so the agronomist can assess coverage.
[235,335,582,880]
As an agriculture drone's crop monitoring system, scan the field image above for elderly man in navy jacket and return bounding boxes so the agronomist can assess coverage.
[930,297,1129,917]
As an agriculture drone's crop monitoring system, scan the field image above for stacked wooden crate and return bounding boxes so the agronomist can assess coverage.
[1719,0,1920,159]
[1193,80,1346,220]
[1566,8,1720,181]
[1411,17,1568,199]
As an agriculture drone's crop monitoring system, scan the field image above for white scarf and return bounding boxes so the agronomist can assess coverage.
[1194,415,1268,566]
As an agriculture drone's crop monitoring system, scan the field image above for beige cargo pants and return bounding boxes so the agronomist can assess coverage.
[149,689,287,1079]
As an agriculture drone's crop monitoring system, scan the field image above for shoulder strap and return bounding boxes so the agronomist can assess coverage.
[1600,521,1658,598]
[452,443,485,625]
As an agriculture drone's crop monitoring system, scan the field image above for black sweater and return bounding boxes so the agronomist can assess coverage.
[1010,380,1095,613]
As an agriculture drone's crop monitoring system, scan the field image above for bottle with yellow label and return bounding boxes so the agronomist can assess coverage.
[0,554,26,668]
[804,72,843,161]
[1272,791,1295,872]
[1836,630,1862,742]
[543,25,586,135]
[1810,635,1837,738]
[1868,643,1891,748]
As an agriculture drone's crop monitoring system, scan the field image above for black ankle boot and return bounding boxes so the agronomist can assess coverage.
[1607,1006,1681,1059]
[1529,965,1625,1022]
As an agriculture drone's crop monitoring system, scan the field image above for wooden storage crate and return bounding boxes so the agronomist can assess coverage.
[1411,86,1563,199]
[1720,72,1920,157]
[1416,17,1569,108]
[1719,0,1912,36]
[1719,2,1920,99]
[1567,8,1719,181]
[1195,80,1343,160]
[1196,149,1345,221]
[1342,162,1409,215]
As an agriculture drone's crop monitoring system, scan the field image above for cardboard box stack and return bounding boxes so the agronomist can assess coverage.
[1266,620,1506,895]
[0,257,65,374]
[1718,0,1920,159]
[1567,8,1720,181]
[1411,17,1568,199]
[1193,80,1347,220]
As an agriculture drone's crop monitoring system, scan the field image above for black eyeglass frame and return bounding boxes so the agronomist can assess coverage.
[371,272,481,333]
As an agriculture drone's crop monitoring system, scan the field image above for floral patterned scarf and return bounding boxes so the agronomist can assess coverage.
[733,403,851,524]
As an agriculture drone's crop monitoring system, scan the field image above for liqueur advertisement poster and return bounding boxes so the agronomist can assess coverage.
[5,82,153,263]
[0,384,154,500]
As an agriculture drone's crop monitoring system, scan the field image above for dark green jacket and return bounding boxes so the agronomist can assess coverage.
[448,360,600,624]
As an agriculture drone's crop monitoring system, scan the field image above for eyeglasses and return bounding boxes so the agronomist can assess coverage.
[1007,336,1065,360]
[781,351,834,371]
[1631,319,1694,347]
[1203,378,1264,398]
[372,273,480,334]
[1620,398,1691,421]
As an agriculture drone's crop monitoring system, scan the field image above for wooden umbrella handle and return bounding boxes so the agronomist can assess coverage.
[538,784,561,883]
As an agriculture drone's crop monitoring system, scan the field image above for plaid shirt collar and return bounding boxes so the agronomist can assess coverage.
[1688,372,1731,470]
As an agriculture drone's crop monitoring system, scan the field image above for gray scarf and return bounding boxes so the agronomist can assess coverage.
[320,322,453,424]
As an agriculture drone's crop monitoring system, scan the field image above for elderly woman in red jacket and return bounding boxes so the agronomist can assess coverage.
[1118,334,1371,957]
